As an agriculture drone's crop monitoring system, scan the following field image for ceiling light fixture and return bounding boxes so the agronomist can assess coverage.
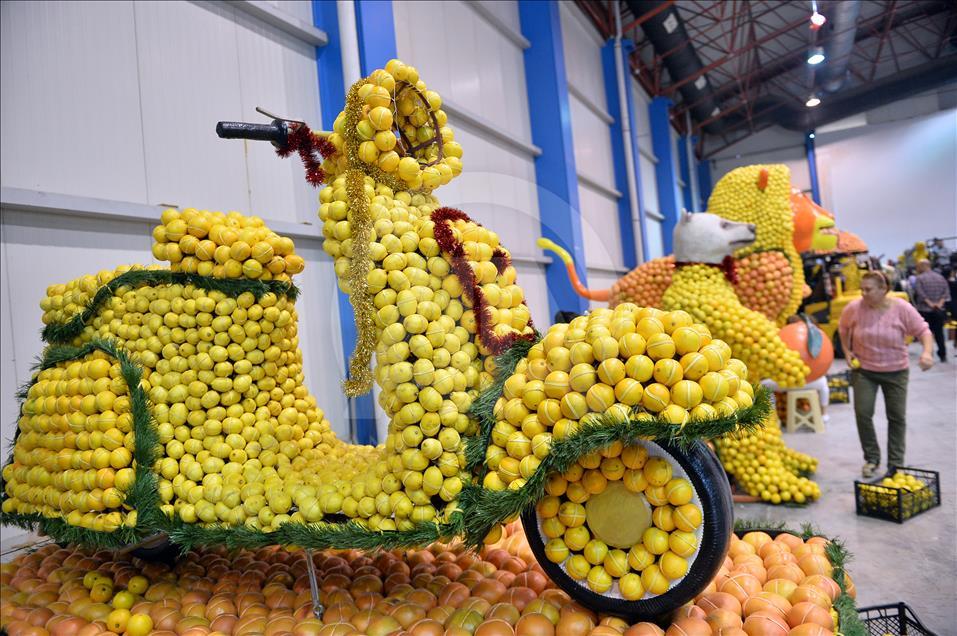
[809,1,826,30]
[806,95,821,108]
[807,46,826,65]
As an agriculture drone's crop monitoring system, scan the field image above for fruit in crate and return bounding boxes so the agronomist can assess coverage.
[713,417,821,504]
[858,471,935,518]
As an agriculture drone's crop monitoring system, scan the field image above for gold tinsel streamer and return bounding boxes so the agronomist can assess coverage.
[338,77,384,397]
[337,72,437,396]
[341,168,376,397]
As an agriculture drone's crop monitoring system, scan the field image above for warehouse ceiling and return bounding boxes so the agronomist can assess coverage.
[575,0,957,157]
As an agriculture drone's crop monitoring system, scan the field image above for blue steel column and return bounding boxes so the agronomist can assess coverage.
[695,137,713,209]
[805,131,822,205]
[519,0,590,317]
[677,133,693,213]
[649,96,683,254]
[601,38,646,269]
[313,0,378,445]
[354,0,397,75]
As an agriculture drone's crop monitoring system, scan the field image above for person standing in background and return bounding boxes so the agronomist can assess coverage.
[839,271,934,478]
[912,259,951,363]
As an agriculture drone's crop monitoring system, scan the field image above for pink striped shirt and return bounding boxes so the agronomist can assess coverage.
[838,298,930,372]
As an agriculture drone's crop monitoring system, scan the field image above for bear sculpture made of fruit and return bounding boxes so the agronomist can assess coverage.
[541,170,836,326]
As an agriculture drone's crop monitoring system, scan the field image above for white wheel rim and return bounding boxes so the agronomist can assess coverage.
[533,439,705,601]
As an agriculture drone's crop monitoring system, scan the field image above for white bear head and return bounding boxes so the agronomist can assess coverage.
[673,211,756,264]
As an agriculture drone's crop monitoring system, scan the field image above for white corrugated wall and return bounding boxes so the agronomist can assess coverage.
[393,0,551,326]
[631,79,665,260]
[559,2,627,310]
[0,0,350,457]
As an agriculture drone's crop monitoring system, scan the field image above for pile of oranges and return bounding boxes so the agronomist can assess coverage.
[0,524,851,636]
[608,258,674,310]
[732,252,795,324]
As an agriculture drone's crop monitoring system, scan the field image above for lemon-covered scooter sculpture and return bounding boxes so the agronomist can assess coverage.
[1,60,768,620]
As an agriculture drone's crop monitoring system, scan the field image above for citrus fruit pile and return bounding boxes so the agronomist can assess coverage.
[3,219,388,533]
[731,251,795,324]
[706,165,805,324]
[608,257,674,309]
[484,305,755,493]
[662,264,809,389]
[152,209,305,281]
[607,251,795,326]
[318,179,536,527]
[714,418,821,504]
[315,58,538,529]
[0,525,852,636]
[686,530,849,635]
[324,59,462,192]
[1,353,136,532]
[39,266,161,327]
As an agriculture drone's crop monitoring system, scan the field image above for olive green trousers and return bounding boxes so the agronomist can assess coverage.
[852,368,909,469]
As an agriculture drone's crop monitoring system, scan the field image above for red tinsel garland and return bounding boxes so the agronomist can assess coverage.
[276,123,338,187]
[431,207,537,356]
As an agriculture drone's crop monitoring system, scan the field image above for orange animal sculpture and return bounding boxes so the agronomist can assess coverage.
[542,173,837,327]
[791,189,838,253]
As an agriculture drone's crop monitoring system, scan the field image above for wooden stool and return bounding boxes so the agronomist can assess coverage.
[785,389,825,433]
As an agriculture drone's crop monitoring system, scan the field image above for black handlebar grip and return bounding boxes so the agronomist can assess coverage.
[216,120,288,146]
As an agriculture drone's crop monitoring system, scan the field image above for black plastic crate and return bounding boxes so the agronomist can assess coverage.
[854,467,940,523]
[858,603,937,635]
[827,370,852,403]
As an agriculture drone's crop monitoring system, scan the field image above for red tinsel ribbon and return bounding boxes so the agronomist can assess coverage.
[276,123,337,187]
[431,207,537,355]
[675,255,739,285]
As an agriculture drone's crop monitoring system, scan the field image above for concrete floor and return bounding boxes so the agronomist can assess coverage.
[734,346,957,633]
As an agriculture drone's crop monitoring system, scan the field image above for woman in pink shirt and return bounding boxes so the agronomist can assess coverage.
[839,271,934,478]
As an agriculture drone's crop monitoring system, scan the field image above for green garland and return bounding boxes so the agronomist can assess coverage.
[8,267,771,556]
[734,520,867,636]
[465,335,540,473]
[167,512,467,554]
[42,269,300,344]
[468,364,771,476]
[457,388,770,550]
[0,339,162,548]
[167,374,761,552]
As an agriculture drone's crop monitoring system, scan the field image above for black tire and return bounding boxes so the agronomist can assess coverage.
[522,439,733,621]
[129,534,180,565]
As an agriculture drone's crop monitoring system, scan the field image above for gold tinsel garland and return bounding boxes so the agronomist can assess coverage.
[339,77,387,397]
[337,73,450,396]
[341,168,376,397]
